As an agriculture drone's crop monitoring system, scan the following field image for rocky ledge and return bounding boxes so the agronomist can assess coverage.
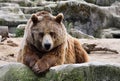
[1,62,120,81]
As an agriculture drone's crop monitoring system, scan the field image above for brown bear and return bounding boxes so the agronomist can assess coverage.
[17,11,89,74]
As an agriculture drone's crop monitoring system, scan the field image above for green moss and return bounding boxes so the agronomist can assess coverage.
[15,28,24,37]
[60,67,88,81]
[0,64,39,81]
[42,66,91,81]
[42,65,120,81]
[90,65,120,81]
[1,63,120,81]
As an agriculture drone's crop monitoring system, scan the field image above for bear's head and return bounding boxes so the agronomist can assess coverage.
[25,11,67,52]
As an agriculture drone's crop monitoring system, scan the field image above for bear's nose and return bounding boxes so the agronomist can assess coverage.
[44,43,51,50]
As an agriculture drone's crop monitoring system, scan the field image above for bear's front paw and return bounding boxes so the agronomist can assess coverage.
[32,60,49,74]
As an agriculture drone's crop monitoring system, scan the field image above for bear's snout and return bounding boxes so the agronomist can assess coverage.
[44,43,51,50]
[42,34,53,51]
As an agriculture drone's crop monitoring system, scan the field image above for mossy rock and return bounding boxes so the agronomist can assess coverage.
[1,62,120,81]
[0,63,39,81]
[46,62,120,81]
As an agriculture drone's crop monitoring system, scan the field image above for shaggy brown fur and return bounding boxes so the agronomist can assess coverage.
[17,11,89,74]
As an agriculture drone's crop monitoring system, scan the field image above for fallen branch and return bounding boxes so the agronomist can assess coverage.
[82,43,119,54]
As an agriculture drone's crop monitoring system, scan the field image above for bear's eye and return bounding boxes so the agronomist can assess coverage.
[50,32,55,38]
[39,32,44,37]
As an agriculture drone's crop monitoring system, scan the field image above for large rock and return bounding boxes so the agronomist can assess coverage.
[0,3,27,27]
[1,62,120,81]
[100,28,120,38]
[0,0,33,7]
[69,28,94,39]
[0,62,39,81]
[49,62,120,81]
[85,0,120,6]
[52,0,120,37]
[17,24,26,30]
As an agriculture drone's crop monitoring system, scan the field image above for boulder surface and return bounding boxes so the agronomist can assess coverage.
[1,62,120,81]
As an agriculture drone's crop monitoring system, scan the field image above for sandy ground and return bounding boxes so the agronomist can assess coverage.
[0,38,22,65]
[80,39,120,63]
[0,38,120,65]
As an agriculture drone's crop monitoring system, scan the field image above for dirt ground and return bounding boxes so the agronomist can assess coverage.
[80,39,120,63]
[0,38,120,65]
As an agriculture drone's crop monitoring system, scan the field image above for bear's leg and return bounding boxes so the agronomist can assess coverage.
[32,44,66,74]
[23,52,39,68]
[32,54,58,74]
[74,39,89,63]
[20,47,39,68]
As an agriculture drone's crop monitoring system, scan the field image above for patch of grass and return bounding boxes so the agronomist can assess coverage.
[15,28,24,37]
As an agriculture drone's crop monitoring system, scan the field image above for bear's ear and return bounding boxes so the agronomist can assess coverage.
[31,14,38,24]
[55,13,64,23]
